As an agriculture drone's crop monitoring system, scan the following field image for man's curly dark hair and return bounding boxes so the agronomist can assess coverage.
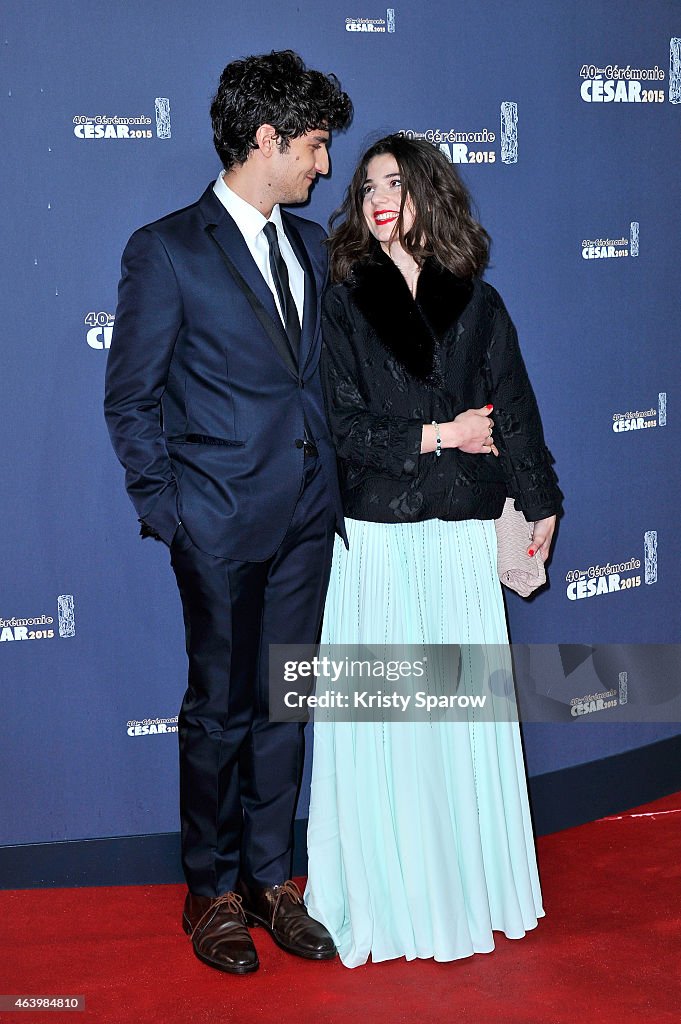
[210,50,353,171]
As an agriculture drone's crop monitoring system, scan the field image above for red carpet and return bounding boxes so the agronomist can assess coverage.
[2,792,680,1024]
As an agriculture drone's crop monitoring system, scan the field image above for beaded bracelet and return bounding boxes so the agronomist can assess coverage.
[431,420,442,457]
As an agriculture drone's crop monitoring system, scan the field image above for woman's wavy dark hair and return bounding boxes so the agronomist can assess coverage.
[210,50,352,171]
[329,134,490,283]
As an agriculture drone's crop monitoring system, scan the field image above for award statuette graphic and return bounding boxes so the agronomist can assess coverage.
[670,38,681,103]
[630,221,639,258]
[500,101,518,164]
[658,392,667,428]
[155,97,171,139]
[619,671,628,705]
[57,594,76,638]
[644,532,657,586]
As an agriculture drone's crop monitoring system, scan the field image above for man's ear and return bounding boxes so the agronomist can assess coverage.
[255,123,279,157]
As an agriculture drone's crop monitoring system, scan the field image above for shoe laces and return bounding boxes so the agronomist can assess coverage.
[190,892,245,939]
[270,880,304,924]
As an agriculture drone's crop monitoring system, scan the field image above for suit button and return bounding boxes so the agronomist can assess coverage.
[294,438,304,449]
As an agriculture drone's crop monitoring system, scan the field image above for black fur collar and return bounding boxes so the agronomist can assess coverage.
[350,246,473,381]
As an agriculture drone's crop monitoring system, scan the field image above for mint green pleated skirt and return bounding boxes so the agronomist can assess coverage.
[304,517,544,968]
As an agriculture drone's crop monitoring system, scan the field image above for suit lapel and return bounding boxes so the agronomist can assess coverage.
[199,187,298,378]
[281,215,318,375]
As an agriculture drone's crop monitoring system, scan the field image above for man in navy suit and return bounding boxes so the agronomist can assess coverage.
[104,51,352,974]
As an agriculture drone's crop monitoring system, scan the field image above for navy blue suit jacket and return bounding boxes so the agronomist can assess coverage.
[105,184,346,560]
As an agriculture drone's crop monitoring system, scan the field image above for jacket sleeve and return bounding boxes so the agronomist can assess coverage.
[103,227,183,545]
[321,287,423,478]
[486,288,563,521]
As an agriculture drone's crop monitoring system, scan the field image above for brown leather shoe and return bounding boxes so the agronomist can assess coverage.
[238,879,336,960]
[182,892,259,974]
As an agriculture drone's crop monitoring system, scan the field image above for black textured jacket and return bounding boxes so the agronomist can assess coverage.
[320,248,563,524]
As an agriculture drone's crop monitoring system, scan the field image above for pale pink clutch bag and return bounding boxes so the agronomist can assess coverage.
[495,497,546,597]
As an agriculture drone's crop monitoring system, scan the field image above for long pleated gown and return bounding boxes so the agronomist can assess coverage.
[304,516,544,967]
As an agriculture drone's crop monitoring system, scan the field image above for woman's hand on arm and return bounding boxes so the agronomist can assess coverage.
[421,405,499,456]
[530,516,556,561]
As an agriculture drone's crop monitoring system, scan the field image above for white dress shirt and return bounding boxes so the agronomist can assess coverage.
[213,173,304,328]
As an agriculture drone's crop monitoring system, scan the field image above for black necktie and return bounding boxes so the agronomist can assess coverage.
[263,221,301,361]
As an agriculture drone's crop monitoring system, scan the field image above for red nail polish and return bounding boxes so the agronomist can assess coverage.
[527,548,535,557]
[486,404,493,411]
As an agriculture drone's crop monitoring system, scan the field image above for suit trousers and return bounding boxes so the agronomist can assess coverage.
[169,455,336,896]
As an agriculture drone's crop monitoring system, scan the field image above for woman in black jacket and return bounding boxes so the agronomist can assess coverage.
[304,135,563,968]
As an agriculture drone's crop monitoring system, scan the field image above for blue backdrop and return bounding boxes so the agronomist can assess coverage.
[1,0,679,856]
